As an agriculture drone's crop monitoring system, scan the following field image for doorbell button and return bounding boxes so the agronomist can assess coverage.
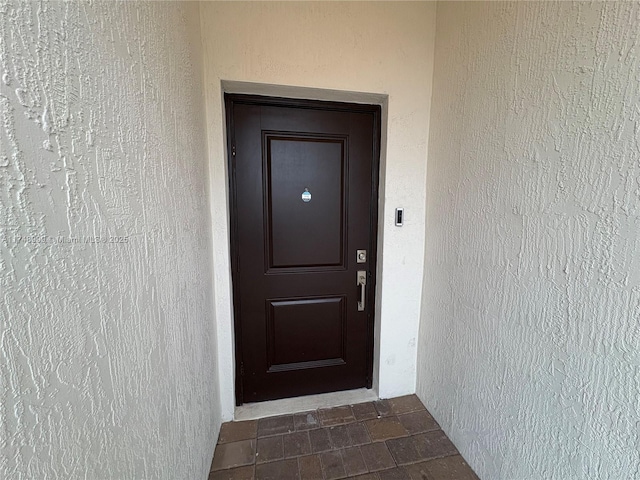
[395,208,404,226]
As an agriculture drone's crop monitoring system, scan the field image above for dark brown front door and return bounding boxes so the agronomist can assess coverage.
[226,94,380,404]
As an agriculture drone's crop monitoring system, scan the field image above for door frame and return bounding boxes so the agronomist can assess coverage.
[225,93,382,405]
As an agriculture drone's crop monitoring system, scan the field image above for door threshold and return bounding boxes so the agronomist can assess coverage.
[234,388,378,421]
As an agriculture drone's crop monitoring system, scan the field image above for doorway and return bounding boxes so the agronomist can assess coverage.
[226,95,381,404]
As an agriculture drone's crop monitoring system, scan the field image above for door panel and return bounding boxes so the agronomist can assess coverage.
[226,95,380,404]
[265,134,347,270]
[267,295,346,370]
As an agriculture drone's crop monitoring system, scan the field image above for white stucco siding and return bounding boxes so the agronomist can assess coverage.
[0,2,219,478]
[419,2,640,479]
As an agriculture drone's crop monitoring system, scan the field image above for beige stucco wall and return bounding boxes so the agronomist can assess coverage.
[0,2,220,478]
[201,1,436,419]
[419,2,640,479]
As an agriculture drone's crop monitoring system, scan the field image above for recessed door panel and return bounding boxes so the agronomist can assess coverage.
[267,296,346,371]
[227,95,380,403]
[265,134,347,271]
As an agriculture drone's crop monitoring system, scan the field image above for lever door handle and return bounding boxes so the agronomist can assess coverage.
[357,270,367,311]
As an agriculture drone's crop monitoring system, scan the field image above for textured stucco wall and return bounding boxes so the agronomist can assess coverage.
[418,2,640,479]
[200,1,436,417]
[0,1,220,478]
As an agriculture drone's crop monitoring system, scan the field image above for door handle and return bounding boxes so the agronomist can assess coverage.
[357,270,367,311]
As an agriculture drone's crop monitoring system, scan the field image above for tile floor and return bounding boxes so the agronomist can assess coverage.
[209,395,479,480]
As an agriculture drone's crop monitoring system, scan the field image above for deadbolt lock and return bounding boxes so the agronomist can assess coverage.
[356,250,367,263]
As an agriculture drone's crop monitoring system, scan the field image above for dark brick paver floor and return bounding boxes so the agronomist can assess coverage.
[209,395,479,480]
